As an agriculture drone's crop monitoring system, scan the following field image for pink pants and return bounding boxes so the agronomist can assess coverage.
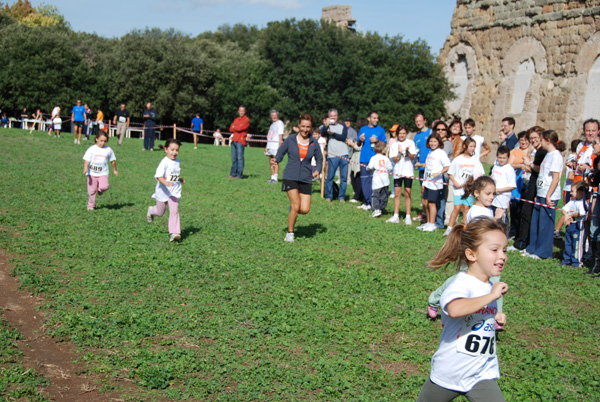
[87,175,109,209]
[149,197,180,235]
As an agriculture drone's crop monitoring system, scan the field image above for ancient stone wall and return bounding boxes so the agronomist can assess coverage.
[321,5,356,30]
[439,0,600,152]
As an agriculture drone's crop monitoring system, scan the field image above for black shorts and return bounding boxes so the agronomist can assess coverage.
[394,177,413,189]
[282,180,312,195]
[73,121,83,128]
[423,187,443,202]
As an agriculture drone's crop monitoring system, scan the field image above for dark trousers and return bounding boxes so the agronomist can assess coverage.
[351,171,363,202]
[372,187,389,211]
[230,141,245,178]
[144,126,156,150]
[513,179,536,250]
[360,166,373,206]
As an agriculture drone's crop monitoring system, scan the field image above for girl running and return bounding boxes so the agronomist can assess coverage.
[147,139,184,242]
[445,138,484,235]
[82,132,118,211]
[419,217,508,402]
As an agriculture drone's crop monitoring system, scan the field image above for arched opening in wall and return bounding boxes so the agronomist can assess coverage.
[510,59,535,115]
[448,55,469,114]
[583,56,600,120]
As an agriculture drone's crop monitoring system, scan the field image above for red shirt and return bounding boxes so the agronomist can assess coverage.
[229,115,250,146]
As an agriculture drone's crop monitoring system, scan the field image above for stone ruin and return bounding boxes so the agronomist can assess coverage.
[439,0,600,148]
[321,5,356,31]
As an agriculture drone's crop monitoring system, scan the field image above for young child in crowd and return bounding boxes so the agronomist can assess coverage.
[367,141,393,218]
[417,133,450,232]
[445,137,484,236]
[418,217,508,402]
[386,126,398,199]
[554,139,580,238]
[82,132,118,211]
[387,125,416,225]
[462,118,491,160]
[560,182,588,267]
[147,139,184,242]
[491,146,516,221]
[311,129,327,179]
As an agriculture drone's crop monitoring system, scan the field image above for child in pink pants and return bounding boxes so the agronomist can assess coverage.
[83,132,118,210]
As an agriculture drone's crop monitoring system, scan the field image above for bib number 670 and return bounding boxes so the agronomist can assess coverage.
[464,334,495,355]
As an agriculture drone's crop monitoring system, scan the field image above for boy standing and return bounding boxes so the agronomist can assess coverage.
[491,146,516,221]
[367,141,393,218]
[462,118,491,160]
[561,182,588,267]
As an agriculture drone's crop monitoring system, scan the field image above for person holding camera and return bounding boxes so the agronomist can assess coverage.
[320,108,349,202]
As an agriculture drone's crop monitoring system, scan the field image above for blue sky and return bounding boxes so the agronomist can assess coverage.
[32,0,456,54]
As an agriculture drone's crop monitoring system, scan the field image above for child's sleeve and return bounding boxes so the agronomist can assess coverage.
[507,166,516,188]
[82,148,92,162]
[109,149,116,162]
[154,160,166,179]
[388,142,398,159]
[562,200,574,214]
[448,160,457,177]
[409,141,416,155]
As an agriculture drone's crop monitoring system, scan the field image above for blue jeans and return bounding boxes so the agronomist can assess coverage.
[144,126,155,150]
[325,156,348,200]
[563,221,585,266]
[230,141,245,178]
[360,165,373,206]
[435,174,448,228]
[526,196,557,259]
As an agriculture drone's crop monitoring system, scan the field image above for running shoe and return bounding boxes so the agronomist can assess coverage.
[147,206,154,223]
[427,305,438,319]
[371,209,382,218]
[386,215,400,224]
[284,232,294,242]
[404,215,412,225]
[169,234,181,242]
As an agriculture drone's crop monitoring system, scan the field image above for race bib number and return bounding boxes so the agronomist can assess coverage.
[425,171,433,179]
[457,316,496,357]
[460,170,472,181]
[169,175,180,182]
[537,177,544,189]
[90,163,103,173]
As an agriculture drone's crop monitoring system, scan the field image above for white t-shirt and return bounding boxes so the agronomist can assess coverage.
[575,141,594,176]
[467,205,493,223]
[266,120,284,153]
[537,150,563,200]
[491,163,516,209]
[461,134,485,159]
[448,154,484,196]
[83,145,116,177]
[153,157,182,201]
[53,117,62,130]
[562,198,587,223]
[51,106,60,119]
[367,154,393,190]
[424,149,450,191]
[430,272,500,393]
[564,153,575,192]
[389,139,416,178]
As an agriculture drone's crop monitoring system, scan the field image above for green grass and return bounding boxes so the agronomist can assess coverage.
[0,128,599,401]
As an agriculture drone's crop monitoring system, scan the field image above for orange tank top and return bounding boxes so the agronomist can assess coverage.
[298,141,309,161]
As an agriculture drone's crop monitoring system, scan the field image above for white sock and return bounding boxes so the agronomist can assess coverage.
[272,174,278,180]
[394,214,399,218]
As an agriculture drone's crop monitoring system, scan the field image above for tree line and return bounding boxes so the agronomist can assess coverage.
[0,1,453,134]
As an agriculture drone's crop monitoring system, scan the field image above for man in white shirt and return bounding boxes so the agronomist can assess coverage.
[265,110,285,183]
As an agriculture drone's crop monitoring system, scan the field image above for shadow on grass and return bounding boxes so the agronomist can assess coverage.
[295,223,327,239]
[98,202,135,210]
[182,226,202,239]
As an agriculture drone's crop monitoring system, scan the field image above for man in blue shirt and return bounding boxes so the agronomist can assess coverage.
[357,111,387,210]
[413,111,431,223]
[501,117,518,150]
[71,99,87,145]
[191,113,204,150]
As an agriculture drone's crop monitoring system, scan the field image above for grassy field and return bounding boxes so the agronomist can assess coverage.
[0,128,599,401]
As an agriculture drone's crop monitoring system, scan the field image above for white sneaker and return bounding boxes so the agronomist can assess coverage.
[77,140,81,145]
[386,215,400,224]
[357,204,367,209]
[443,226,453,236]
[371,209,382,218]
[404,215,412,225]
[423,223,438,232]
[390,193,395,198]
[74,138,77,144]
[147,206,154,223]
[284,232,294,242]
[349,199,359,203]
[169,234,181,242]
[358,204,372,211]
[416,224,426,231]
[506,246,519,252]
[364,205,372,211]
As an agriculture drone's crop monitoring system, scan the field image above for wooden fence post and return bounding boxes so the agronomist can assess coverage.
[173,124,177,139]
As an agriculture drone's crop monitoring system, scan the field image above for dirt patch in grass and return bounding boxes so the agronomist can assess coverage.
[0,249,137,401]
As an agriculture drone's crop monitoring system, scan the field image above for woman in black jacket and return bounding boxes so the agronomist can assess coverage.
[276,113,323,242]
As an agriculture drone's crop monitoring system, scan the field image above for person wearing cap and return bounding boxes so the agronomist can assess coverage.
[265,109,285,183]
[321,108,349,202]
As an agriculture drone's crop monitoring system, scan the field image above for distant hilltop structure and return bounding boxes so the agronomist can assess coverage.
[439,0,600,145]
[321,5,356,31]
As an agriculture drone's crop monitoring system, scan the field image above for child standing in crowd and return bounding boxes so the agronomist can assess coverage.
[386,126,398,199]
[418,217,508,402]
[82,132,118,211]
[523,130,565,259]
[462,118,491,160]
[147,139,184,242]
[367,141,393,218]
[491,146,516,221]
[560,182,588,267]
[387,125,416,224]
[417,133,450,232]
[445,138,484,236]
[554,139,580,238]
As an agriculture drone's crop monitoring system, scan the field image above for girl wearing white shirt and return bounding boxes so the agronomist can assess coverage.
[147,139,184,242]
[418,133,450,232]
[387,125,416,224]
[418,217,508,402]
[524,130,565,259]
[82,132,118,211]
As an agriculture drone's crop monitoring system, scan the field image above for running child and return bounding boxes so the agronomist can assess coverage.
[445,138,484,235]
[418,217,508,402]
[417,133,450,232]
[82,132,118,211]
[387,125,416,224]
[491,146,516,221]
[367,141,393,218]
[147,139,184,242]
[560,182,588,267]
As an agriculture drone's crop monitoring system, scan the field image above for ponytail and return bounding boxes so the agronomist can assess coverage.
[542,130,566,152]
[463,175,495,200]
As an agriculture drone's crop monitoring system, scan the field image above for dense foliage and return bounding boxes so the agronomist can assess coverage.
[0,3,452,133]
[1,129,599,400]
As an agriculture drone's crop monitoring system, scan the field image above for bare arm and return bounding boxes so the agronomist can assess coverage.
[447,282,508,318]
[111,160,118,177]
[83,161,90,174]
[480,140,491,158]
[545,171,561,206]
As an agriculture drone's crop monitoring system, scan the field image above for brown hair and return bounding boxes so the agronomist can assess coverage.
[542,129,567,152]
[299,113,313,125]
[374,141,386,154]
[429,217,507,269]
[462,137,475,154]
[462,175,496,200]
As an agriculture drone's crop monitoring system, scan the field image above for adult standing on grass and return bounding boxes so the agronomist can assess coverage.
[143,102,158,151]
[414,111,432,222]
[190,112,204,150]
[229,105,250,179]
[112,103,130,146]
[72,99,86,145]
[356,111,387,211]
[20,107,28,129]
[321,108,349,202]
[276,113,323,243]
[265,109,284,183]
